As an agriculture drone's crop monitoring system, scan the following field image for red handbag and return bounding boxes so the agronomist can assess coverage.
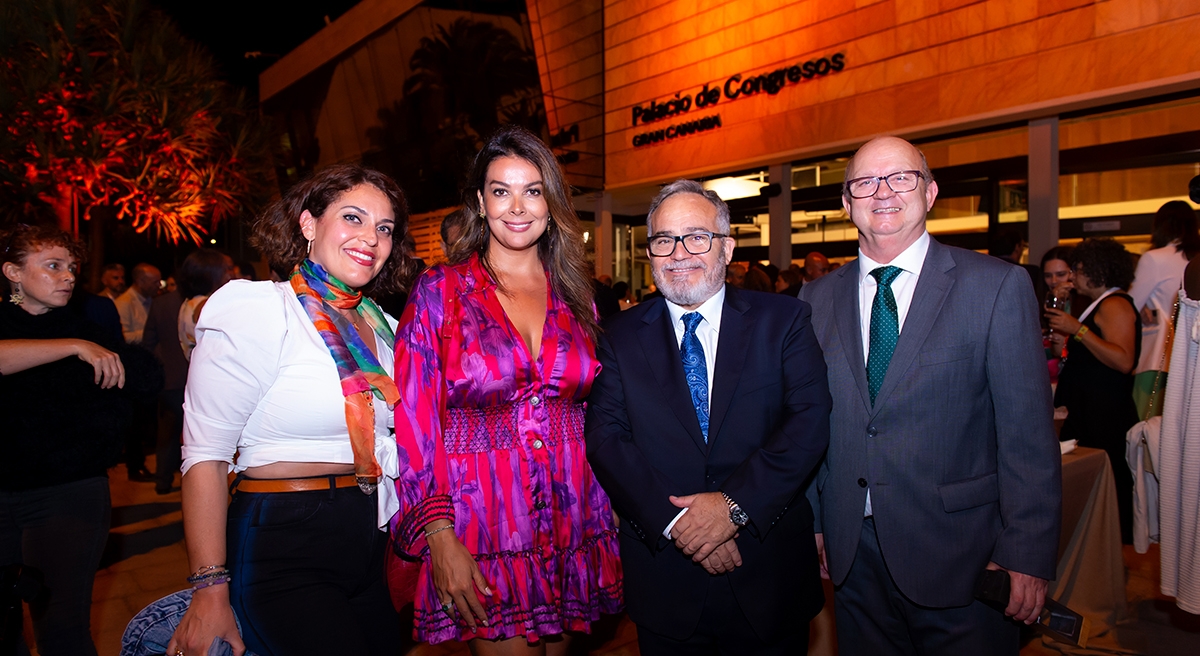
[384,539,422,611]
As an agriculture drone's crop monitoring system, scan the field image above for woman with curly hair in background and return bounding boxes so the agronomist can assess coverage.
[0,224,127,656]
[1045,237,1140,544]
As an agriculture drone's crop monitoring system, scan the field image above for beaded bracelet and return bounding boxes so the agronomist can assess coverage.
[187,568,230,585]
[192,573,232,590]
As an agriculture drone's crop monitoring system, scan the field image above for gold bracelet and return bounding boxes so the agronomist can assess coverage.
[1073,325,1090,342]
[424,524,454,539]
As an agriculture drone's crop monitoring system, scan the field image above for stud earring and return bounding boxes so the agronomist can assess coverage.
[8,284,23,305]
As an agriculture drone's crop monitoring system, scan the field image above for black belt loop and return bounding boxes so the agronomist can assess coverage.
[327,475,337,500]
[229,472,247,496]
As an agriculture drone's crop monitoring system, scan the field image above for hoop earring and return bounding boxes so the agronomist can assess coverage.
[8,284,23,306]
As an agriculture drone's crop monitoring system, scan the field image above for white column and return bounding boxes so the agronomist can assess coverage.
[594,191,614,279]
[1027,117,1060,265]
[768,163,793,269]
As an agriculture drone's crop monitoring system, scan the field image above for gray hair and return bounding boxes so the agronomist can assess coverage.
[646,179,731,234]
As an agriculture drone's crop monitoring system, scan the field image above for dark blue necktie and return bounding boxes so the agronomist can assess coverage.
[680,312,709,442]
[867,266,903,405]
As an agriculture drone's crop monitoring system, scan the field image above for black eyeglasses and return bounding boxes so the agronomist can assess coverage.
[844,170,926,199]
[647,231,728,257]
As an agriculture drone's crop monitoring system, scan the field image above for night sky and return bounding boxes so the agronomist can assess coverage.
[151,0,362,95]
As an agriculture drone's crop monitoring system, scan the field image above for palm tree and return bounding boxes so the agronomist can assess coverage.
[404,17,543,142]
[0,0,269,250]
[364,16,545,212]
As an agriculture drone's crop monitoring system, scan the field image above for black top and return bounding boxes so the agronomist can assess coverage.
[0,302,129,490]
[1055,292,1142,445]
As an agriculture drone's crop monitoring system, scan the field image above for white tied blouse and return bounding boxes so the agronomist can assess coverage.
[181,280,400,529]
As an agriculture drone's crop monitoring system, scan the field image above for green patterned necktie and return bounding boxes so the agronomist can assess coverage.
[867,266,903,405]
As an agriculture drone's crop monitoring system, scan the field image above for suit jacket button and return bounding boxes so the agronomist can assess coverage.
[867,426,878,437]
[857,478,867,488]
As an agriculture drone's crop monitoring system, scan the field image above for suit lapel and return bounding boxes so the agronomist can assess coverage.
[833,261,872,413]
[637,299,708,454]
[870,238,956,414]
[707,286,751,447]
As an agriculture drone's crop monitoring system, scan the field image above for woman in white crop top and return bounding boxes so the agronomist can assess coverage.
[166,165,423,656]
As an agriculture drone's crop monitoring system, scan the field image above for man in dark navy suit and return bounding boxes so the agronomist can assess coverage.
[586,179,831,655]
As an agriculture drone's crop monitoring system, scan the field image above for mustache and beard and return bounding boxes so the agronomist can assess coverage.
[651,248,729,308]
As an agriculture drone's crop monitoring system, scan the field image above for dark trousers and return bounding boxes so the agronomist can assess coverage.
[834,517,1018,656]
[636,575,801,656]
[227,483,401,655]
[125,396,156,473]
[0,477,111,656]
[154,388,184,492]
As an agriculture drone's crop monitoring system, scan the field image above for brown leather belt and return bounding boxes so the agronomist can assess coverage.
[229,474,359,494]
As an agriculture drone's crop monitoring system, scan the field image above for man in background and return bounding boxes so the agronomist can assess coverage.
[98,263,126,300]
[114,263,161,344]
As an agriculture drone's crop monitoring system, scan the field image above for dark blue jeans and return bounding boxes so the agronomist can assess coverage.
[0,477,111,656]
[226,484,401,655]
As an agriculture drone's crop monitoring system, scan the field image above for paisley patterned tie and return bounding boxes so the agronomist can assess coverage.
[867,266,903,406]
[680,312,709,442]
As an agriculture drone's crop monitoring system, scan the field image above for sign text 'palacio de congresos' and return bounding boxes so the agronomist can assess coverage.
[630,52,845,148]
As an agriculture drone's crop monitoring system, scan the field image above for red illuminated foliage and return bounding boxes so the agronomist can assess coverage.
[0,0,267,244]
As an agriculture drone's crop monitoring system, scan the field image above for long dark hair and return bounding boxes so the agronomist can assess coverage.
[1150,200,1200,259]
[448,125,598,337]
[251,164,423,296]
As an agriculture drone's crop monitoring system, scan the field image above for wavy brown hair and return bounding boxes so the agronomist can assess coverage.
[447,125,598,337]
[1,224,86,293]
[251,164,423,296]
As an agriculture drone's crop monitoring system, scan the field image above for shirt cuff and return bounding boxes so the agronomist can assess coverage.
[663,507,688,539]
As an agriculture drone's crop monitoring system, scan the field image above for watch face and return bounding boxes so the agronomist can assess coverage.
[730,506,749,526]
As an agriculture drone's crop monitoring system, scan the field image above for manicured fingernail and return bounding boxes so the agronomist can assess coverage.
[484,586,493,595]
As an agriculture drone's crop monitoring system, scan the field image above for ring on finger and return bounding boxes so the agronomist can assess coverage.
[442,602,453,613]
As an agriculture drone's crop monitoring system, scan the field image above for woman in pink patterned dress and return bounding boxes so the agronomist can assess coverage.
[390,126,622,654]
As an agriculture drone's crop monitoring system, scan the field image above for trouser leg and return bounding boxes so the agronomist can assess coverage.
[19,478,111,656]
[154,388,185,492]
[834,517,1018,656]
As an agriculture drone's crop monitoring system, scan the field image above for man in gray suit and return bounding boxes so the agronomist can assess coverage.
[799,136,1061,654]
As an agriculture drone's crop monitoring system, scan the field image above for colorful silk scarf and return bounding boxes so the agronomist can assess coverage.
[290,259,399,492]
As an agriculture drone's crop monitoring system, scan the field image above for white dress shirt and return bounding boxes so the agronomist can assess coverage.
[1129,242,1189,374]
[661,286,726,538]
[181,280,400,529]
[857,231,930,516]
[115,286,151,343]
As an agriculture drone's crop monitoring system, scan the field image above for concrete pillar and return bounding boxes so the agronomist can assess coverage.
[594,191,614,279]
[768,163,793,269]
[1027,117,1060,265]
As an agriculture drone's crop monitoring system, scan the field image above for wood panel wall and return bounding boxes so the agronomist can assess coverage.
[581,0,1200,190]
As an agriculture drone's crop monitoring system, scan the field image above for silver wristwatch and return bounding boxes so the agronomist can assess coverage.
[721,491,749,527]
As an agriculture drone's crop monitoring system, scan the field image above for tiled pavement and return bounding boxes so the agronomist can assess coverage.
[19,459,1200,655]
